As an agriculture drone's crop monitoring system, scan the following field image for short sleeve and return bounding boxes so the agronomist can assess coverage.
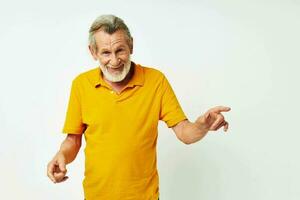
[62,78,86,134]
[159,75,187,128]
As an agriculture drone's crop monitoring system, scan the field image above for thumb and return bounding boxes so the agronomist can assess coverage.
[57,157,67,173]
[204,112,210,121]
[197,112,209,125]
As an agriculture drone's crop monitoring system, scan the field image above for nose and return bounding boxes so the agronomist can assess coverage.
[109,54,120,67]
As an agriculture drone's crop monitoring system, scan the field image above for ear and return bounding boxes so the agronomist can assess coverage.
[88,45,98,61]
[130,37,133,54]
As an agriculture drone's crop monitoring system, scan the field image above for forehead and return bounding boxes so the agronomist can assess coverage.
[94,29,129,49]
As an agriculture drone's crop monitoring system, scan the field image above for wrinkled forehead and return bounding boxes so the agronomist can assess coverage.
[95,29,130,49]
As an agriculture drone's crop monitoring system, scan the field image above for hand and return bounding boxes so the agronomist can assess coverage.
[196,106,231,133]
[47,152,69,184]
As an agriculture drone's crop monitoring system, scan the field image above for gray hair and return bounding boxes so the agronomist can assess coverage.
[88,14,133,52]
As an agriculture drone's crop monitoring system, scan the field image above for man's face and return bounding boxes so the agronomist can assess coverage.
[89,29,133,83]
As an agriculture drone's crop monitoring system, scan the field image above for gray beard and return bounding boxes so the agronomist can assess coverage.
[99,59,131,82]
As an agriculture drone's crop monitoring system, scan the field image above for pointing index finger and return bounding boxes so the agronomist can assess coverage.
[210,106,231,113]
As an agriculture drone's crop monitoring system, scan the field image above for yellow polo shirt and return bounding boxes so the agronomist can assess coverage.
[62,62,187,200]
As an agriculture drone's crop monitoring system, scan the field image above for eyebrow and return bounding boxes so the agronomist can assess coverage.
[99,45,126,52]
[100,48,110,52]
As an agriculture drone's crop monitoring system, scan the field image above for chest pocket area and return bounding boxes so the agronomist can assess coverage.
[82,98,117,137]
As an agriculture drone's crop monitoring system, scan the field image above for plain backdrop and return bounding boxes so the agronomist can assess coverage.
[0,0,299,199]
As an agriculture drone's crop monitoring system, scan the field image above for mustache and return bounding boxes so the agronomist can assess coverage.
[105,64,124,69]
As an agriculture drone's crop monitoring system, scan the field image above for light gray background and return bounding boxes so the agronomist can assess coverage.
[0,0,299,199]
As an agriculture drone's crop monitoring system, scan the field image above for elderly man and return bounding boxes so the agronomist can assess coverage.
[47,15,230,200]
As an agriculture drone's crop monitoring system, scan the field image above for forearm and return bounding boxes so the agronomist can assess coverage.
[181,120,209,144]
[56,135,82,164]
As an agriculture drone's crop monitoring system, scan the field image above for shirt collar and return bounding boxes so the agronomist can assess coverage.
[91,62,144,88]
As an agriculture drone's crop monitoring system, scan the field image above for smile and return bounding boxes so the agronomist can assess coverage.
[107,65,124,73]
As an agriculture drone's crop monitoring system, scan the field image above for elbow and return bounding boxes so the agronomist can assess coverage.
[181,134,204,145]
[177,130,194,145]
[176,132,192,145]
[183,141,192,145]
[181,137,193,145]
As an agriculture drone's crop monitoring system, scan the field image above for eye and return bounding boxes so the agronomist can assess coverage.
[116,48,125,53]
[102,51,110,55]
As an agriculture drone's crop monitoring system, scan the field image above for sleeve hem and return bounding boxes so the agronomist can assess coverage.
[62,127,84,134]
[166,115,188,128]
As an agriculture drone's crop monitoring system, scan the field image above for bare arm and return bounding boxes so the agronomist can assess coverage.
[172,120,208,145]
[58,134,83,164]
[47,134,83,183]
[172,106,230,145]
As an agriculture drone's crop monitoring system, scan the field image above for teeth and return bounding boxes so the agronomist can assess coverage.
[108,65,123,69]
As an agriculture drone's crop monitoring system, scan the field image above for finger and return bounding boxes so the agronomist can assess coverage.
[215,120,226,131]
[210,115,225,130]
[224,122,229,132]
[55,173,68,183]
[60,176,69,183]
[209,106,231,114]
[47,162,57,183]
[54,171,67,182]
[54,165,67,176]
